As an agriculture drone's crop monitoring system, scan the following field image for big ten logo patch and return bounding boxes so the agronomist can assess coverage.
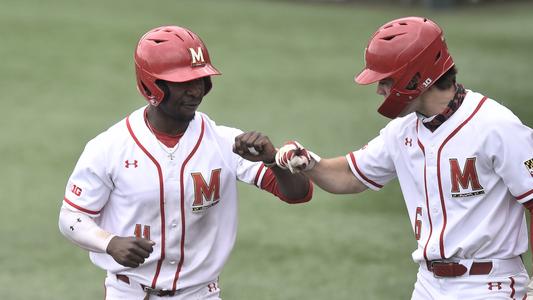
[189,47,205,67]
[191,169,222,212]
[449,157,485,198]
[422,78,433,88]
[71,184,82,196]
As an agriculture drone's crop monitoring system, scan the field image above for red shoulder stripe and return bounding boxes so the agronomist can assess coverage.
[63,197,101,215]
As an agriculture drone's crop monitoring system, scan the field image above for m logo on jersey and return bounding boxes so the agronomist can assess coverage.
[524,158,533,177]
[189,47,206,67]
[191,168,221,212]
[449,157,485,198]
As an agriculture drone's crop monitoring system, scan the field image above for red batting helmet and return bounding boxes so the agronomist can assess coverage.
[134,26,221,106]
[355,17,454,118]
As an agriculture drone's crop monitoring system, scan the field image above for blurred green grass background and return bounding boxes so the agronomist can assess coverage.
[1,0,532,299]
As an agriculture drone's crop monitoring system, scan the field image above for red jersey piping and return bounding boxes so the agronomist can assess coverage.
[63,197,101,215]
[348,152,383,189]
[416,119,434,261]
[172,116,205,291]
[126,116,166,289]
[435,96,487,258]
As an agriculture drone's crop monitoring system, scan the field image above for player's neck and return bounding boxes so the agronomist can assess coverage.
[418,85,456,117]
[145,106,189,136]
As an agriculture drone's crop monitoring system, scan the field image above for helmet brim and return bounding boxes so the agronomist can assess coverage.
[159,64,221,83]
[354,68,394,85]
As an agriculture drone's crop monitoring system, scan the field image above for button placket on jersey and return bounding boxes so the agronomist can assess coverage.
[162,160,182,265]
[423,142,443,259]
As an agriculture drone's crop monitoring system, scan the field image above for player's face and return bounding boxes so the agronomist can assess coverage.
[376,78,393,98]
[158,78,205,121]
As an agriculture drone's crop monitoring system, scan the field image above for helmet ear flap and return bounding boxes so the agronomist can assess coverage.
[139,81,157,105]
[136,73,165,106]
[405,73,421,91]
[154,80,170,105]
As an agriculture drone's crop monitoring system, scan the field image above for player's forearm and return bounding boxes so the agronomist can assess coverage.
[58,206,115,253]
[305,157,367,194]
[270,166,311,202]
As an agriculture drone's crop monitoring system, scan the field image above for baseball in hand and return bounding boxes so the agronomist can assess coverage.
[248,146,259,156]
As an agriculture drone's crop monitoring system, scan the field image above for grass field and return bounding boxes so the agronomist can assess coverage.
[1,0,532,299]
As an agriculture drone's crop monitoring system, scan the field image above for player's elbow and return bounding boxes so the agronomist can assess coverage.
[58,207,71,238]
[280,184,313,204]
[282,196,312,204]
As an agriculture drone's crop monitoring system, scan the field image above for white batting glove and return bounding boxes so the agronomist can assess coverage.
[275,141,321,173]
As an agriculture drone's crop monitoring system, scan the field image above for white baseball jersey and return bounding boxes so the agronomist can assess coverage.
[63,107,270,291]
[346,90,533,263]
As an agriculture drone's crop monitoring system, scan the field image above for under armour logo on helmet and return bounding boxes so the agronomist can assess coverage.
[189,47,205,67]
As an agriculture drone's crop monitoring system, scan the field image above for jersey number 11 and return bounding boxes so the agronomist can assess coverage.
[134,224,151,240]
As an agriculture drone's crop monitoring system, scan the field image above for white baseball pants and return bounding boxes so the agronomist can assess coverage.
[104,273,222,300]
[412,257,528,300]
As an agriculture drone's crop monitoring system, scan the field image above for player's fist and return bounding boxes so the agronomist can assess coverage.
[275,141,320,173]
[233,131,276,164]
[106,236,155,268]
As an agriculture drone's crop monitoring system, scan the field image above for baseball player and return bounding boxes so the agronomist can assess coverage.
[275,17,533,299]
[58,25,312,300]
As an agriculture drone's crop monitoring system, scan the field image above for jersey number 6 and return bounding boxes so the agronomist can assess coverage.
[414,207,422,240]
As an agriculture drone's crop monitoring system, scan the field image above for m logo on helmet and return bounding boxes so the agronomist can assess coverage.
[189,47,206,67]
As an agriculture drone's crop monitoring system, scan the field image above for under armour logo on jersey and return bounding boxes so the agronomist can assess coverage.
[487,282,502,290]
[125,160,138,168]
[524,158,533,177]
[69,218,82,231]
[207,282,218,293]
[405,137,413,147]
[189,47,206,67]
